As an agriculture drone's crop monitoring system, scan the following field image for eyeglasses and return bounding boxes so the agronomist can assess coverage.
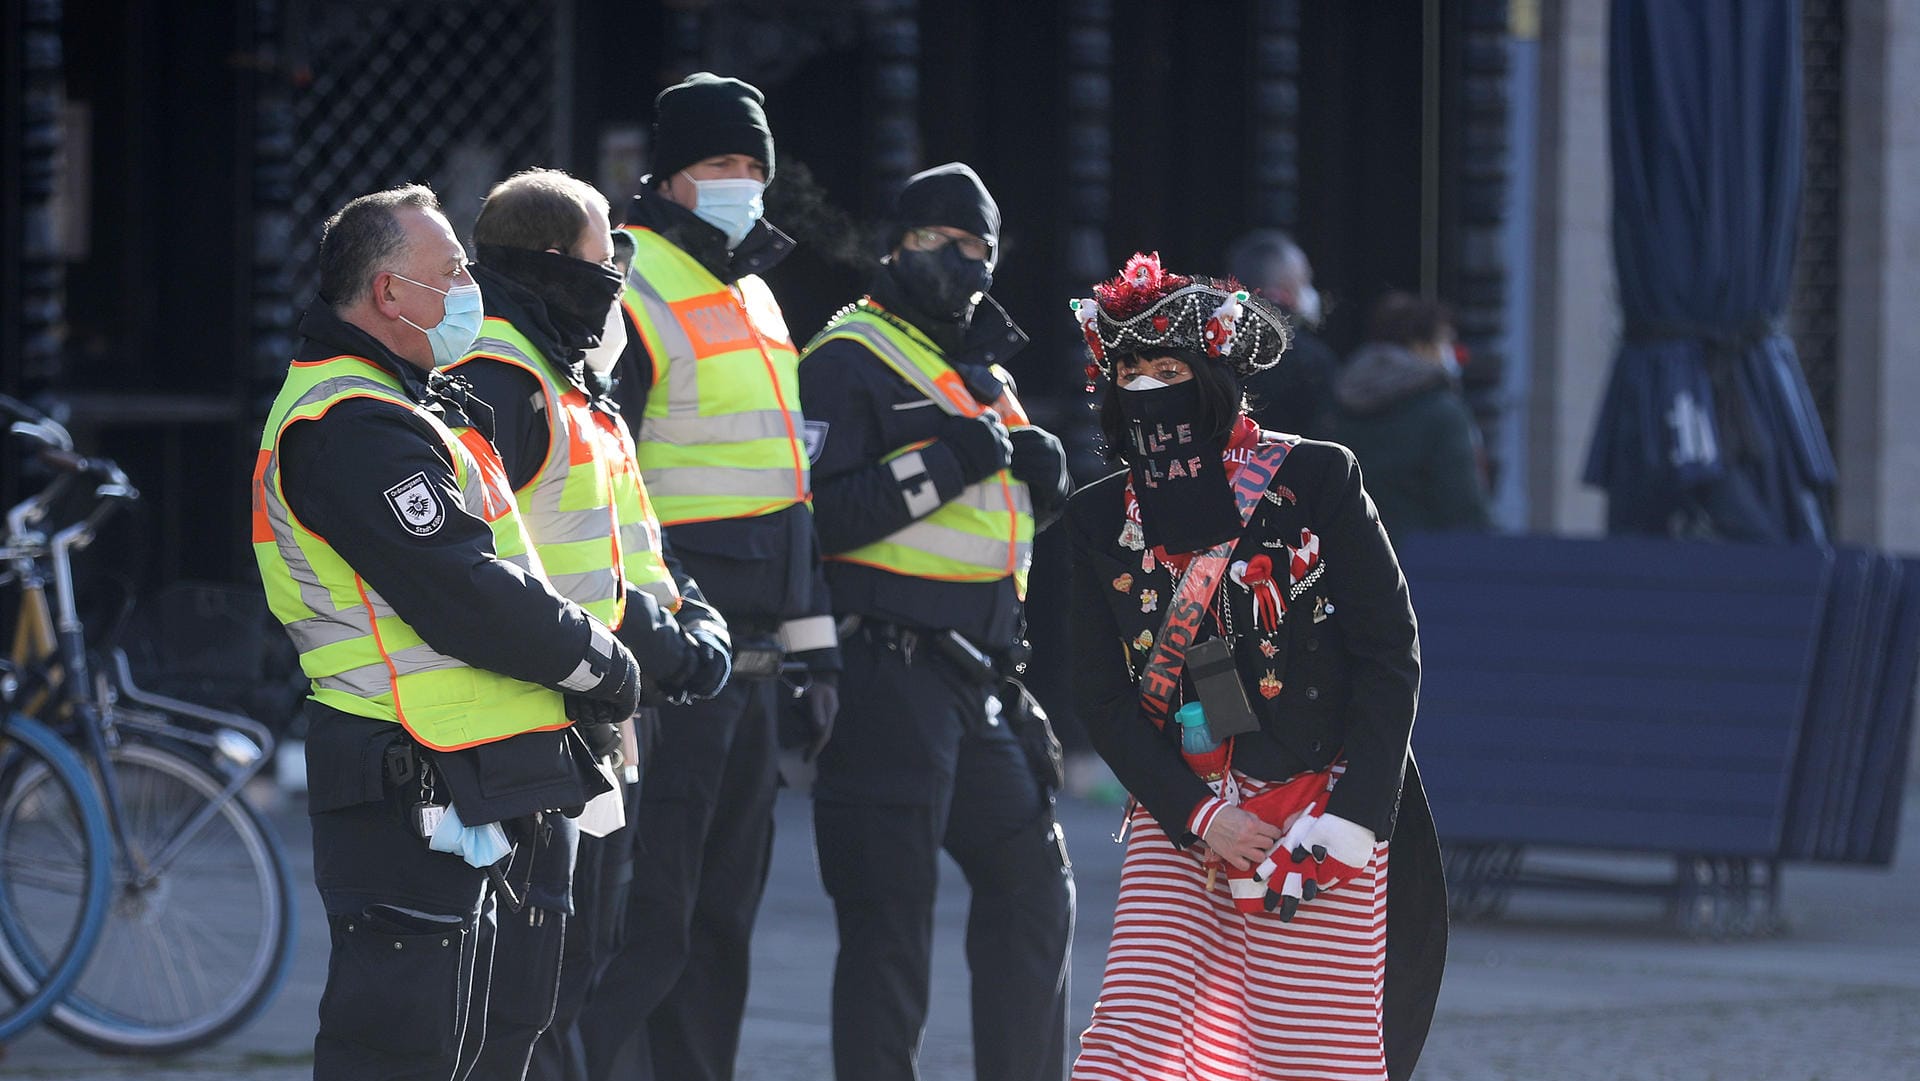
[904,227,993,262]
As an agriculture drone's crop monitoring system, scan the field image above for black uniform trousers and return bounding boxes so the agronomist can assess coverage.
[311,799,495,1081]
[813,629,1076,1081]
[577,674,781,1081]
[470,813,579,1081]
[526,780,642,1081]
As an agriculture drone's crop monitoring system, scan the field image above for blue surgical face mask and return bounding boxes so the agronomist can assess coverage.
[392,273,485,368]
[683,173,766,248]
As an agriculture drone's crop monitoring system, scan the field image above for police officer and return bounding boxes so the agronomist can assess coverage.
[798,163,1075,1081]
[447,168,733,1080]
[254,184,641,1081]
[577,73,840,1081]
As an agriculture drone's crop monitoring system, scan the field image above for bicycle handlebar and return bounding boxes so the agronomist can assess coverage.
[4,399,139,542]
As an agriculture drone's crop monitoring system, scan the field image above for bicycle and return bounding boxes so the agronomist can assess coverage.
[0,394,296,1054]
[0,691,113,1043]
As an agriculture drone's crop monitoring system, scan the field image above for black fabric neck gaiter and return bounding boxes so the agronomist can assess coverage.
[1121,379,1241,553]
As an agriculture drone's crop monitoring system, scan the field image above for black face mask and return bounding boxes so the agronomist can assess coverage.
[1120,378,1241,554]
[478,245,625,354]
[892,245,993,323]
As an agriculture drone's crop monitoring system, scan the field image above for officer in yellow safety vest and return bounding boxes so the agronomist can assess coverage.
[797,163,1075,1081]
[253,185,642,1081]
[447,168,734,1081]
[578,72,840,1081]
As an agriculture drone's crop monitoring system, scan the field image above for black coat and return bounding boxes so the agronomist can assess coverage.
[1065,433,1446,1080]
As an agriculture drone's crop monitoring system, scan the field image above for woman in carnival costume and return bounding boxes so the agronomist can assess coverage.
[1064,253,1447,1081]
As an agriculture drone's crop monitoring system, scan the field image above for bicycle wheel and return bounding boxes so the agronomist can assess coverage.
[0,741,296,1053]
[0,713,113,1042]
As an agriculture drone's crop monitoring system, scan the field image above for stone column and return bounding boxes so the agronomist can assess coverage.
[1836,0,1920,551]
[1525,0,1613,534]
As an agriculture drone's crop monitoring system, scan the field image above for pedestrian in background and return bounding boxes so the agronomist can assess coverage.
[448,168,733,1080]
[254,184,641,1081]
[1228,228,1339,439]
[798,162,1075,1081]
[1064,253,1446,1081]
[1326,291,1493,534]
[579,72,841,1081]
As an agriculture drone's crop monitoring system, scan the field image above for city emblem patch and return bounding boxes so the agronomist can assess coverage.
[385,472,446,537]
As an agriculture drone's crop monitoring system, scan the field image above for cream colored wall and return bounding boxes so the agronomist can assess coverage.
[1526,0,1614,535]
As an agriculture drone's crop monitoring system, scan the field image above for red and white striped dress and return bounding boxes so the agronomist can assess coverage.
[1074,771,1391,1081]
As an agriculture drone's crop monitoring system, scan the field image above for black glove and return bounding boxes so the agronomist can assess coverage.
[664,625,732,702]
[938,413,1013,484]
[577,629,643,719]
[801,678,838,760]
[614,592,700,687]
[565,695,628,730]
[572,717,624,763]
[1007,425,1066,494]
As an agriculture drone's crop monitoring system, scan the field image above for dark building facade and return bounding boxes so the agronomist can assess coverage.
[5,0,1528,731]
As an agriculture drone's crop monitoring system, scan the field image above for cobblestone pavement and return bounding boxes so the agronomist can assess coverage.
[5,785,1916,1080]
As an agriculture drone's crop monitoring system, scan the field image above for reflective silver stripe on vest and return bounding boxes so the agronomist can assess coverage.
[317,661,392,700]
[549,568,620,606]
[639,464,802,500]
[878,477,1033,571]
[623,270,700,417]
[639,409,802,446]
[885,516,1029,568]
[469,335,580,524]
[283,613,365,651]
[260,458,347,626]
[827,321,961,415]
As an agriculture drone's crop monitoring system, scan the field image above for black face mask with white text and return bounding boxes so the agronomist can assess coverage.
[1120,378,1240,554]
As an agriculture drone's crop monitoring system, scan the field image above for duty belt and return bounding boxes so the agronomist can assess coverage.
[845,616,999,687]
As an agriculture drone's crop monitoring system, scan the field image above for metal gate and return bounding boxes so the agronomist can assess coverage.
[270,0,568,362]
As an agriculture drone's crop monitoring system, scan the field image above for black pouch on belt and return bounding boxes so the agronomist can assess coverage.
[999,677,1065,792]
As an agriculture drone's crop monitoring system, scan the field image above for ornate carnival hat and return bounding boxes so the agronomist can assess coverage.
[1072,252,1290,386]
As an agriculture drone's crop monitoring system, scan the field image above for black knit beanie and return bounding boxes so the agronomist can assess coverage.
[651,72,776,182]
[893,162,999,248]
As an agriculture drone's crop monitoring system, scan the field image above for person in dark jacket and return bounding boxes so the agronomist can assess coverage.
[1326,292,1492,533]
[798,162,1075,1081]
[578,73,840,1081]
[448,168,734,1081]
[254,184,640,1081]
[1227,228,1340,438]
[1065,253,1446,1081]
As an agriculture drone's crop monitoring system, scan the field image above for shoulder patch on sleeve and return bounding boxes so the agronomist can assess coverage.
[803,420,829,462]
[385,472,447,536]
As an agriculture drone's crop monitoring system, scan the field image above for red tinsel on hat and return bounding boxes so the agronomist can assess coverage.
[1094,252,1191,319]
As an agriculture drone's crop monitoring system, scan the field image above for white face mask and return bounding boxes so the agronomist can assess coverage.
[1122,374,1169,392]
[683,173,766,248]
[583,298,628,376]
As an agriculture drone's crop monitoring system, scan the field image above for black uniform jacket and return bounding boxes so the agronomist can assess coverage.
[1066,432,1447,1081]
[799,275,1065,651]
[610,187,836,667]
[457,264,727,676]
[278,304,604,819]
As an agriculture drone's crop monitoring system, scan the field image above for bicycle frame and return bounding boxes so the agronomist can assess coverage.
[4,456,275,888]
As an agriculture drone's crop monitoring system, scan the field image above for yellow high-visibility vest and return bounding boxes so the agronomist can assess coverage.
[252,354,569,750]
[802,305,1034,597]
[618,225,809,525]
[451,317,679,626]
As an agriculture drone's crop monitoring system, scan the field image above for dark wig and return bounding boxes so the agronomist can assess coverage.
[1097,350,1246,464]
